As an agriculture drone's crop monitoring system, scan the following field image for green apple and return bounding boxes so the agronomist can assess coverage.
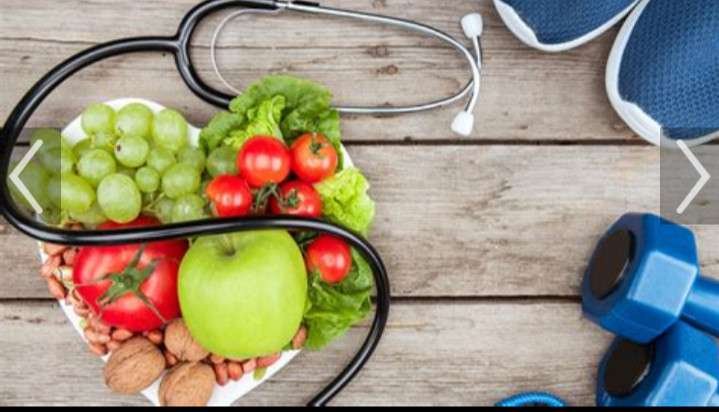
[178,230,307,359]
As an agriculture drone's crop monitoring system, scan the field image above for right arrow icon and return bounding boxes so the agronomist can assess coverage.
[676,140,711,215]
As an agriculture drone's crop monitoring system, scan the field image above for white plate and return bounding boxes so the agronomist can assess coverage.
[38,97,353,406]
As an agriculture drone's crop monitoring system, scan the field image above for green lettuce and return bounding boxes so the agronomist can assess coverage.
[199,75,342,164]
[315,167,375,236]
[303,249,372,350]
[224,95,286,149]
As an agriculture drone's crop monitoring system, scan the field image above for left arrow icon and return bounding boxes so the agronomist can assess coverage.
[10,139,44,215]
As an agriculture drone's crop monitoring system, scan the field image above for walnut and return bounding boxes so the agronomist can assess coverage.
[159,362,215,406]
[103,337,165,394]
[164,319,209,362]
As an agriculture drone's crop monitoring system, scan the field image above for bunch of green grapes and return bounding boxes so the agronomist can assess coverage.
[15,102,240,228]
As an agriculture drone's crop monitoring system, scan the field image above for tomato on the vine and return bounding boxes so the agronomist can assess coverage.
[237,136,291,188]
[269,180,322,218]
[305,234,352,284]
[290,132,338,183]
[206,174,253,217]
[73,217,187,332]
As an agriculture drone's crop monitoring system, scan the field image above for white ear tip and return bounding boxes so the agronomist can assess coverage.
[451,111,475,137]
[461,13,484,38]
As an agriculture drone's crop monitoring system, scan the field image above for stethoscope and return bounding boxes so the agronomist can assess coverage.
[0,0,485,406]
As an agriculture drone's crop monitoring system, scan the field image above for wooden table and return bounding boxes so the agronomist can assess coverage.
[2,0,716,406]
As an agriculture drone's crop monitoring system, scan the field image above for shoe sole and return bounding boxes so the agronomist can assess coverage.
[494,0,639,52]
[606,0,719,147]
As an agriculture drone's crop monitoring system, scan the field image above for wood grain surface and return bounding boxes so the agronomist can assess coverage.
[0,0,694,407]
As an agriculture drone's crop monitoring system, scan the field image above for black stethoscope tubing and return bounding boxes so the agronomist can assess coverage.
[0,0,389,407]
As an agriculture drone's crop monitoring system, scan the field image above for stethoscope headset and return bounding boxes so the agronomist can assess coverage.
[0,0,485,406]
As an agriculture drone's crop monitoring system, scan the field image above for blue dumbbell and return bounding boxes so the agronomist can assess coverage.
[596,322,719,406]
[582,213,719,343]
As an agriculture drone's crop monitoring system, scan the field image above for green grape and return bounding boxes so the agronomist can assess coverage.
[7,160,51,210]
[116,103,153,138]
[59,173,95,214]
[171,194,206,223]
[155,197,175,224]
[40,206,62,226]
[77,149,116,187]
[69,202,106,226]
[147,147,176,174]
[47,175,61,209]
[116,165,135,178]
[152,109,188,153]
[178,146,206,172]
[134,166,160,193]
[206,146,238,177]
[39,145,75,175]
[161,163,200,199]
[92,131,117,152]
[97,173,142,223]
[115,135,149,168]
[82,103,116,135]
[30,128,62,151]
[72,138,93,159]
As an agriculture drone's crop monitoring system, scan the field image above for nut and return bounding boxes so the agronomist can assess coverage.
[164,319,209,362]
[213,362,229,386]
[257,353,281,369]
[40,256,61,279]
[104,337,165,394]
[46,277,66,300]
[62,248,77,266]
[209,354,225,365]
[43,242,68,256]
[111,328,134,342]
[241,358,257,374]
[164,350,179,368]
[89,343,108,357]
[227,361,243,381]
[158,362,215,406]
[292,326,307,349]
[146,329,163,345]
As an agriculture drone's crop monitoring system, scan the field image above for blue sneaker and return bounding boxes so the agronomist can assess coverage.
[494,0,639,52]
[607,0,719,146]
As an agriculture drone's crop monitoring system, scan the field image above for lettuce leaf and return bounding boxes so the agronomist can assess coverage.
[315,168,375,236]
[304,249,372,350]
[199,75,343,165]
[224,95,286,149]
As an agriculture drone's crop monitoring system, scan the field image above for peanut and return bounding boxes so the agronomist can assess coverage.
[89,343,108,357]
[241,358,257,374]
[147,330,163,345]
[164,350,179,368]
[40,256,61,279]
[43,242,68,256]
[292,326,308,349]
[227,361,243,381]
[111,328,134,342]
[62,248,77,266]
[73,304,90,318]
[257,353,281,369]
[107,340,122,352]
[209,354,225,365]
[213,362,229,386]
[46,277,66,300]
[88,316,111,334]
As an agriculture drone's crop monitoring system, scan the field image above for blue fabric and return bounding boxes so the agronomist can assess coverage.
[496,392,567,407]
[500,0,636,45]
[618,0,719,141]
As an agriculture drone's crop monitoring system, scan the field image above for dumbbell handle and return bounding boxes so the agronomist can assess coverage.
[683,275,719,336]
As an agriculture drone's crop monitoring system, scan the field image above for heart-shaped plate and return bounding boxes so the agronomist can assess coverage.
[38,97,353,406]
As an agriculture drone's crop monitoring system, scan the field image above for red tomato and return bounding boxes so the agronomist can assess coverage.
[206,175,253,217]
[305,234,352,284]
[290,132,339,183]
[73,218,187,332]
[269,180,322,218]
[237,136,291,188]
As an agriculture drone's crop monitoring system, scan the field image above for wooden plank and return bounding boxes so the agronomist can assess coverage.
[8,144,719,300]
[0,300,610,406]
[0,0,635,142]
